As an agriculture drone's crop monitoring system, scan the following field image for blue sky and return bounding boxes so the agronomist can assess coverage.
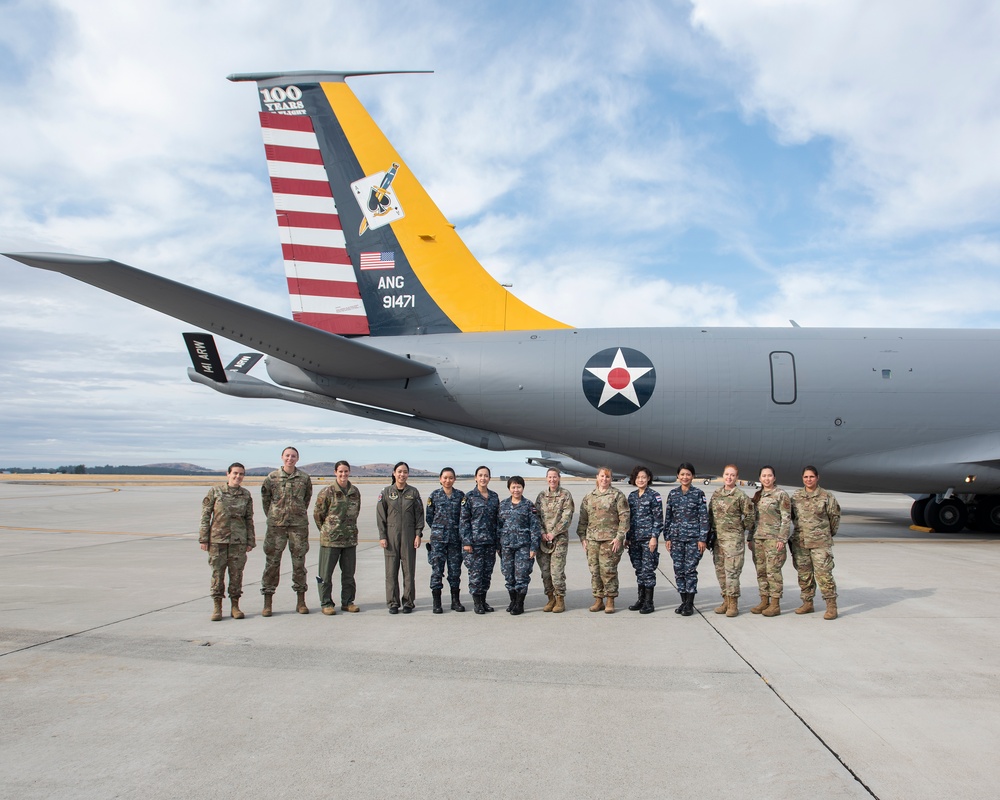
[2,0,999,473]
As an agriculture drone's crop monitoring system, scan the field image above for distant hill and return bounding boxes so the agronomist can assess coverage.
[246,462,436,477]
[144,462,215,473]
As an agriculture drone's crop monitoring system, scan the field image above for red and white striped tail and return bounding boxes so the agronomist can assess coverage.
[259,112,370,335]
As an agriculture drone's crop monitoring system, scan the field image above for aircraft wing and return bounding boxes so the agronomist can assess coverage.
[4,252,435,380]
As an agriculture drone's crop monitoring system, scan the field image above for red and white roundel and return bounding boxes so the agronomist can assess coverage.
[581,347,656,415]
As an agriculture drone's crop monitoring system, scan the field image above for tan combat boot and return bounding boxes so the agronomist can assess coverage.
[795,599,814,615]
[750,594,769,614]
[343,603,360,613]
[543,592,556,613]
[761,596,781,617]
[604,596,615,614]
[231,598,245,619]
[726,596,739,617]
[296,592,309,614]
[322,605,336,616]
[552,595,565,613]
[824,598,838,620]
[262,594,273,617]
[589,596,605,612]
[714,596,728,614]
[211,597,223,622]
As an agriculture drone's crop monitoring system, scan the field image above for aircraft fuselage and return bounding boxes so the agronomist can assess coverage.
[265,325,1000,494]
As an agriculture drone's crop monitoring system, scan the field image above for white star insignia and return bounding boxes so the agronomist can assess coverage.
[586,348,652,407]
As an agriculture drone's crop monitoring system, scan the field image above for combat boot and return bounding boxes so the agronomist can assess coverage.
[714,595,728,614]
[473,594,486,615]
[450,589,465,612]
[726,596,739,617]
[211,597,223,622]
[750,594,769,614]
[482,594,495,612]
[823,597,838,620]
[231,598,245,619]
[640,587,655,615]
[675,593,686,614]
[296,592,309,614]
[604,596,615,614]
[762,596,781,617]
[543,592,556,612]
[512,591,526,616]
[321,605,336,616]
[552,595,566,613]
[262,594,273,617]
[432,589,443,614]
[795,598,815,615]
[681,593,695,616]
[629,590,644,611]
[589,596,605,612]
[506,590,518,613]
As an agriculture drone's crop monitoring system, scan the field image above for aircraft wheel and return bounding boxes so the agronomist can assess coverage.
[910,497,930,527]
[971,495,1000,533]
[923,497,968,533]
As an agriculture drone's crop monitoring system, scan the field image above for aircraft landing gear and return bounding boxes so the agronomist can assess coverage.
[923,497,968,533]
[910,497,930,527]
[970,495,1000,533]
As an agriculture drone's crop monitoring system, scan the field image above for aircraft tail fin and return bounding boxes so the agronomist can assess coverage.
[230,71,570,337]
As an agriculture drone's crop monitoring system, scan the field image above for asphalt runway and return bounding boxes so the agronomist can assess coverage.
[1,477,998,799]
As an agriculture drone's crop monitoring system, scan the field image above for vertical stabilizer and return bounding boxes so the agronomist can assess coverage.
[230,71,570,337]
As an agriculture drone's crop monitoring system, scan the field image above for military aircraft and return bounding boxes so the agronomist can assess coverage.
[6,70,1000,533]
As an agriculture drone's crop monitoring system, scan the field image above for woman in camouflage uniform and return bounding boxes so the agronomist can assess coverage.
[199,462,255,621]
[577,467,629,614]
[708,464,755,617]
[750,466,792,617]
[663,462,709,616]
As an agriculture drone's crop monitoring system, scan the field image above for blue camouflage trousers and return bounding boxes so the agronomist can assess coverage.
[627,540,659,588]
[463,545,497,595]
[427,539,463,591]
[669,540,703,594]
[500,544,535,593]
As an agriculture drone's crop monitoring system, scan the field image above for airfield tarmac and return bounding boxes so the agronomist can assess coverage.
[1,476,998,800]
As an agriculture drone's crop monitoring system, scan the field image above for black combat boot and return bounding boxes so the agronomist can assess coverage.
[628,589,644,611]
[473,594,486,615]
[640,587,655,614]
[432,589,443,614]
[511,590,526,616]
[450,588,465,612]
[675,592,686,614]
[681,593,695,616]
[482,593,494,612]
[507,590,518,613]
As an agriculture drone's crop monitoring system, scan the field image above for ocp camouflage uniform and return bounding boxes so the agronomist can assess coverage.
[313,480,361,610]
[664,486,709,594]
[577,487,629,598]
[460,489,501,596]
[425,487,465,592]
[534,487,575,598]
[709,486,755,599]
[260,467,312,596]
[498,498,542,593]
[627,488,663,588]
[200,484,255,600]
[376,484,424,610]
[751,487,791,597]
[790,486,841,602]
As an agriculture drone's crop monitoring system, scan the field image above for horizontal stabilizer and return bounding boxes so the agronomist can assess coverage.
[4,252,435,381]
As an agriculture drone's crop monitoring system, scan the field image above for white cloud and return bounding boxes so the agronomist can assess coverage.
[690,0,1000,237]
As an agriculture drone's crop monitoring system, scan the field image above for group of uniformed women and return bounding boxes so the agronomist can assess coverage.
[200,457,840,620]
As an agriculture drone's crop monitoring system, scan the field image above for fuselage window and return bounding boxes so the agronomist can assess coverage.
[770,351,797,404]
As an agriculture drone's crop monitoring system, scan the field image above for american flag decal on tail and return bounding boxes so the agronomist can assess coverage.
[359,252,395,270]
[259,112,370,335]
